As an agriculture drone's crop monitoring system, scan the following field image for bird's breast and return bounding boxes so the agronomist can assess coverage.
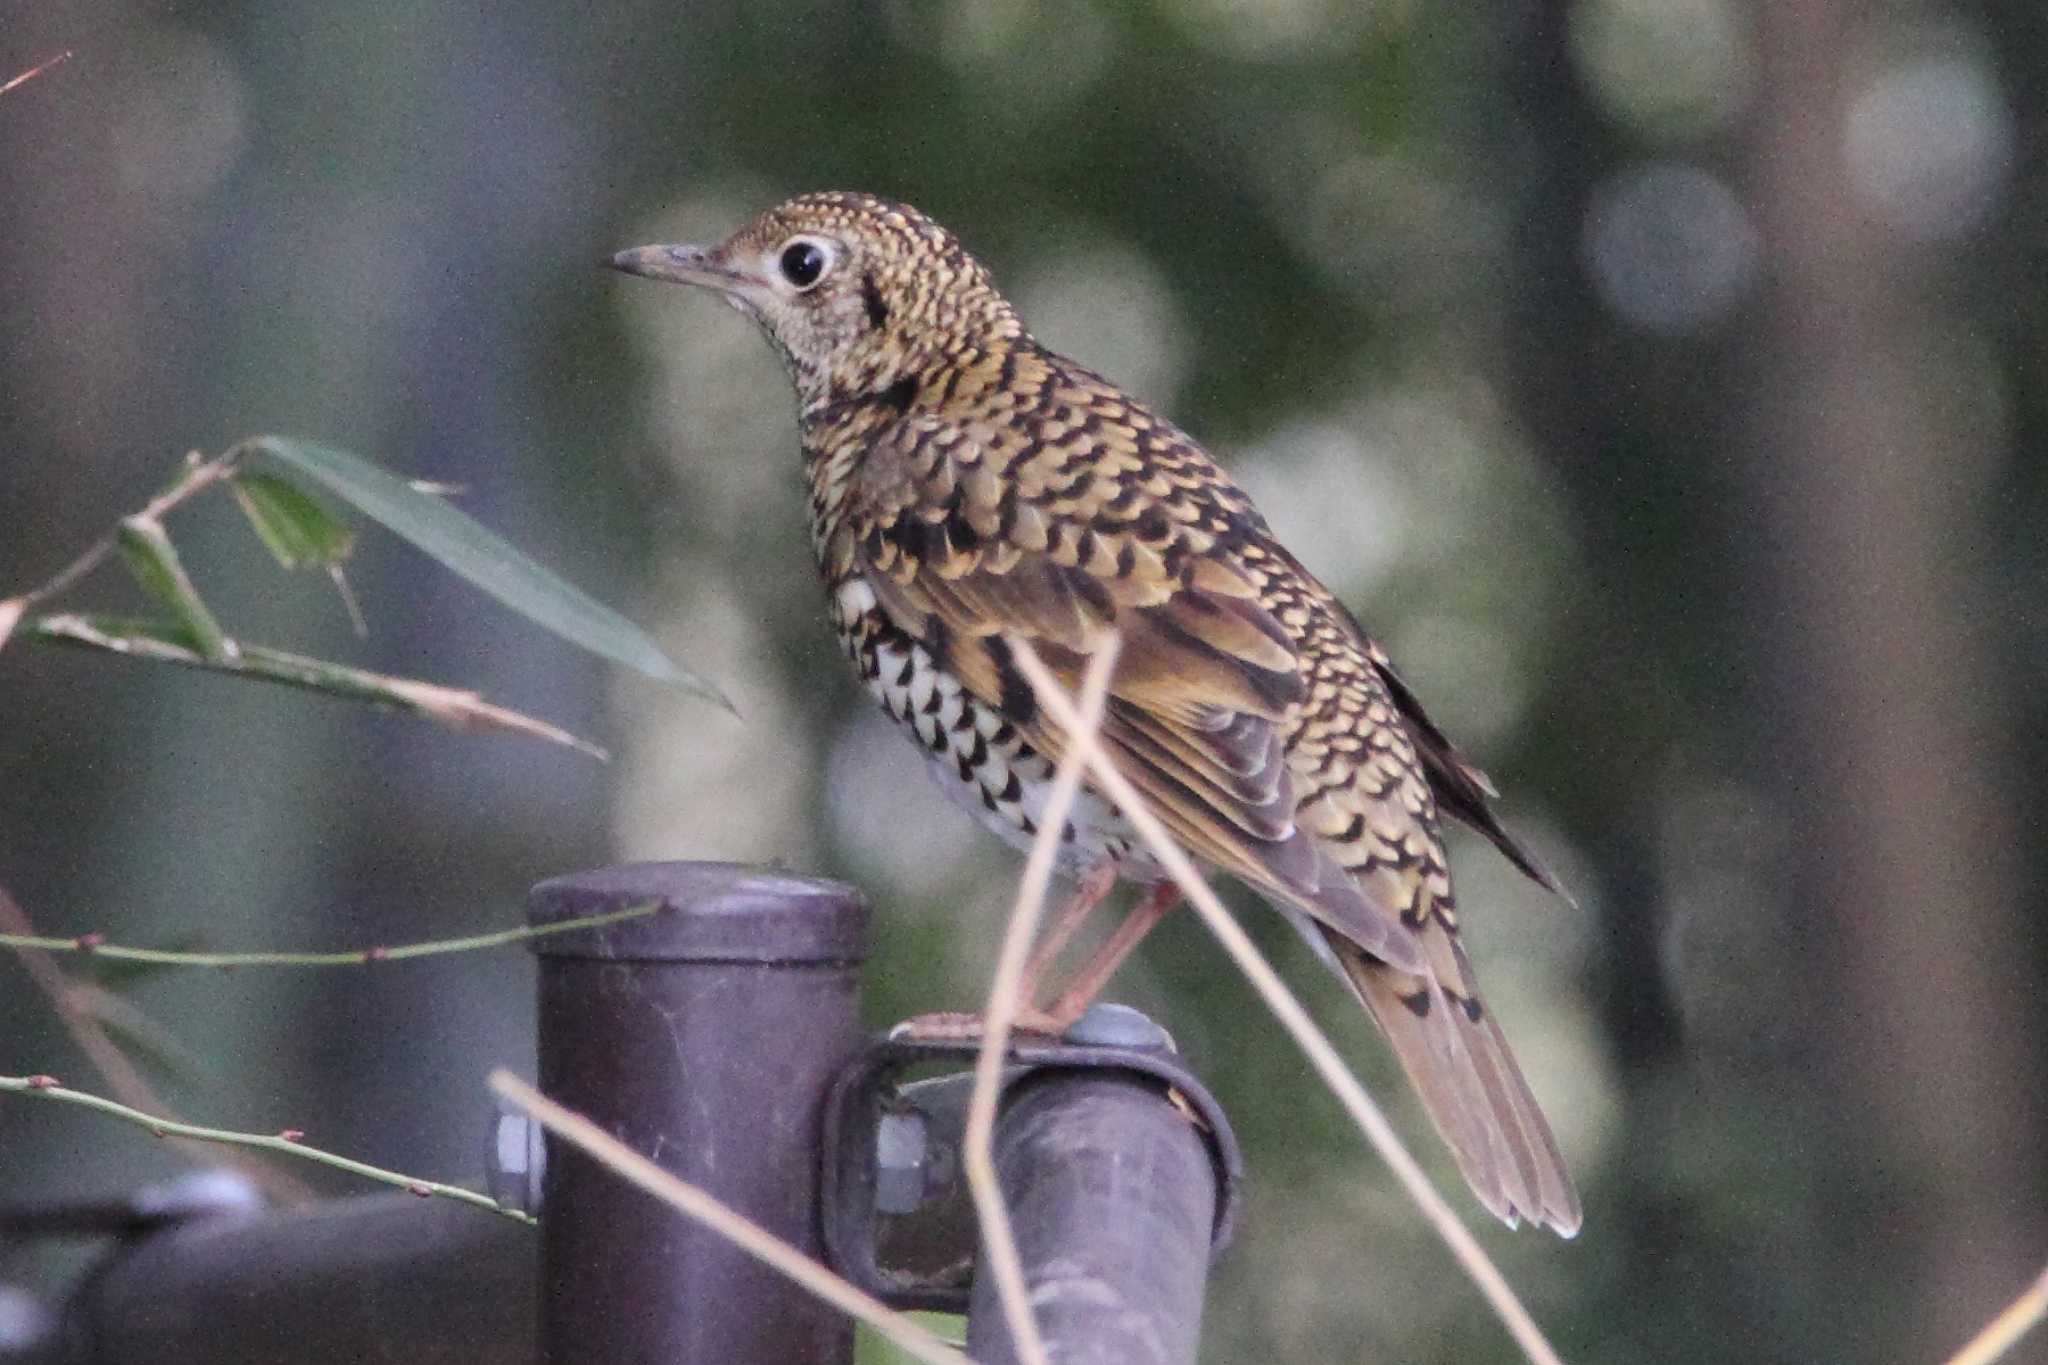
[826,573,1147,876]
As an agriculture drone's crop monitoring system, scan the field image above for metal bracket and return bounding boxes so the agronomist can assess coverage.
[819,1013,1244,1313]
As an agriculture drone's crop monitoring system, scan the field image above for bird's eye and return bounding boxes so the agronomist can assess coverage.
[778,239,830,290]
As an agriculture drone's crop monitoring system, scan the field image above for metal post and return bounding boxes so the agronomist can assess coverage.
[964,1065,1220,1365]
[531,862,868,1365]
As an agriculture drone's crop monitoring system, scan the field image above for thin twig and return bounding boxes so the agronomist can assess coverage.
[0,880,315,1203]
[965,637,1121,1365]
[3,450,239,619]
[0,901,662,968]
[1943,1265,2048,1365]
[1007,638,1569,1365]
[0,1073,530,1224]
[488,1071,973,1365]
[0,883,173,1110]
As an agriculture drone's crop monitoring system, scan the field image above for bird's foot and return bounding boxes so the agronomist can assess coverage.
[889,1008,1069,1042]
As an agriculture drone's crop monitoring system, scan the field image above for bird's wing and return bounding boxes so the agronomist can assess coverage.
[844,384,1426,974]
[1361,633,1574,903]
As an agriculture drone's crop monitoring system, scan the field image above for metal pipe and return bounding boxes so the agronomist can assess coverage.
[531,861,869,1365]
[964,1066,1219,1365]
[57,1191,532,1364]
[37,869,1240,1363]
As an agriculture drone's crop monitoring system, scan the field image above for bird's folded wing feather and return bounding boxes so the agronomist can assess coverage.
[850,409,1426,973]
[1362,640,1575,903]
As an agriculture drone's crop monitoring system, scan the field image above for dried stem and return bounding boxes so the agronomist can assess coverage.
[488,1072,973,1365]
[964,637,1121,1365]
[24,614,608,759]
[0,1073,530,1224]
[1006,639,1568,1365]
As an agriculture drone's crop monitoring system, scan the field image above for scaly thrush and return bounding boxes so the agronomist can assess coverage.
[611,191,1581,1235]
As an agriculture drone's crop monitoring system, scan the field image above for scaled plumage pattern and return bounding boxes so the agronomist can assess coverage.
[612,191,1581,1235]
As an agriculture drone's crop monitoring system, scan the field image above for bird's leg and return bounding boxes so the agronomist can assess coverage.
[892,864,1132,1042]
[1028,880,1183,1035]
[1014,861,1120,1006]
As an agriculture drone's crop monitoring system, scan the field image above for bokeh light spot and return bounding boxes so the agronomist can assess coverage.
[1583,160,1759,333]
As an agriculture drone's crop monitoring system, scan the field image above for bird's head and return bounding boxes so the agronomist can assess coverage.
[610,191,1023,412]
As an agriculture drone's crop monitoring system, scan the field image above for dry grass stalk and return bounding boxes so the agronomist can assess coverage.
[1942,1265,2048,1365]
[0,50,71,98]
[962,636,1122,1365]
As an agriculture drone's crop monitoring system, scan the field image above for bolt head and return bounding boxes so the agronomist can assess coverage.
[873,1110,930,1214]
[1064,1002,1172,1050]
[487,1108,547,1215]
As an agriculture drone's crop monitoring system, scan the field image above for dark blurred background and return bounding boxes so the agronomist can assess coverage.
[3,2,2043,1361]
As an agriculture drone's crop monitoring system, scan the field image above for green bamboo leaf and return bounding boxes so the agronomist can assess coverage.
[244,436,733,713]
[114,516,236,663]
[229,469,355,570]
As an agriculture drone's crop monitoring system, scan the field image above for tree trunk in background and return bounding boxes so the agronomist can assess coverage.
[1746,0,2044,1354]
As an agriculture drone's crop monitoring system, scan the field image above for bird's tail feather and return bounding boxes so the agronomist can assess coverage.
[1327,928,1582,1237]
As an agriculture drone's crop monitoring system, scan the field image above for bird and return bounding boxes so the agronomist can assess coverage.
[610,191,1581,1235]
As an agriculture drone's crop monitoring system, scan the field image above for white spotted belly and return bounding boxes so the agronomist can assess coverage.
[831,578,1152,879]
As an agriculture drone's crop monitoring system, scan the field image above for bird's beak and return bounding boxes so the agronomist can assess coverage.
[606,243,741,291]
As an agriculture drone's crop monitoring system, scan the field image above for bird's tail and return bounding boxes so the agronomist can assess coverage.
[1324,927,1582,1236]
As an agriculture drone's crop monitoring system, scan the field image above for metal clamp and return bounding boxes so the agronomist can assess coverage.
[819,1005,1243,1313]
